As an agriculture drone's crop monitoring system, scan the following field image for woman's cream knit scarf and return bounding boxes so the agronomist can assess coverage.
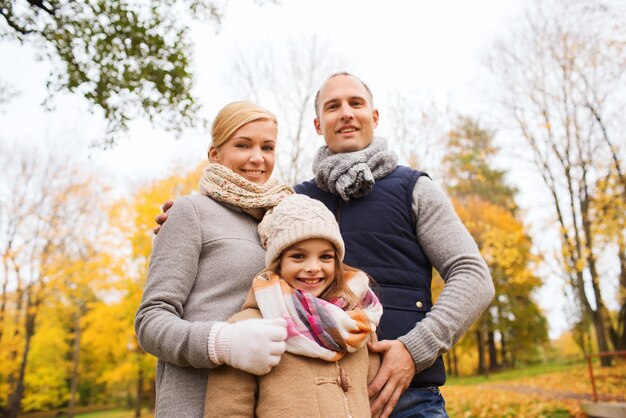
[200,163,294,220]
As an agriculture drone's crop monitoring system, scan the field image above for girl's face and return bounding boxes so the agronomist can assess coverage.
[279,238,336,298]
[209,119,277,185]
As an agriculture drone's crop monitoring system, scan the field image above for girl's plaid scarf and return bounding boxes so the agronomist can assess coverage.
[200,163,294,220]
[252,270,383,362]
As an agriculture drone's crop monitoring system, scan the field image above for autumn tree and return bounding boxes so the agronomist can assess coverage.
[591,172,626,350]
[485,0,626,360]
[0,141,108,418]
[225,36,344,185]
[0,0,270,145]
[444,117,548,373]
[87,162,205,415]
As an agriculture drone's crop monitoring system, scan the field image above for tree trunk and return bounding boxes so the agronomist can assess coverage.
[135,352,144,418]
[500,330,509,369]
[591,309,612,367]
[445,347,458,377]
[6,299,36,418]
[581,193,613,366]
[67,309,82,418]
[8,264,24,387]
[450,349,456,377]
[0,257,9,343]
[488,329,498,371]
[609,236,626,350]
[476,320,488,376]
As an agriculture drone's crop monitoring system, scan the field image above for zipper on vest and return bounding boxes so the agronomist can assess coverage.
[335,198,343,225]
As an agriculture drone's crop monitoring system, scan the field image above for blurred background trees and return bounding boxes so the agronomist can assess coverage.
[0,139,204,417]
[0,0,624,415]
[486,0,626,363]
[224,35,343,184]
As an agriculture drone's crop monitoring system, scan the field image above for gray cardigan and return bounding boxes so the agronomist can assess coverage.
[134,194,266,418]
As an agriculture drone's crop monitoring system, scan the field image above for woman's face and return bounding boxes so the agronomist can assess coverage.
[209,119,277,185]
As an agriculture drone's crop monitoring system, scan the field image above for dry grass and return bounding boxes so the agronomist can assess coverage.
[442,362,626,418]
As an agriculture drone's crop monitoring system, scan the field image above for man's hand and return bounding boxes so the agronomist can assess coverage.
[153,200,174,235]
[368,340,415,418]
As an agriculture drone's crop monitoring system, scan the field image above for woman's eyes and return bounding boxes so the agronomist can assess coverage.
[233,143,274,151]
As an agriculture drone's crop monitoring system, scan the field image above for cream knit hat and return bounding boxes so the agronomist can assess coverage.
[258,194,345,266]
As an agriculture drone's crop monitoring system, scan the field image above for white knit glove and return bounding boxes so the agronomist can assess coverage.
[209,318,287,375]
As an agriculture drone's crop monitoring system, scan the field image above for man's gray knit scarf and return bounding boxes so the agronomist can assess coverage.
[312,137,398,201]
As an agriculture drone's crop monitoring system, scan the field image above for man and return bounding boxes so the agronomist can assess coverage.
[156,73,494,417]
[295,72,493,418]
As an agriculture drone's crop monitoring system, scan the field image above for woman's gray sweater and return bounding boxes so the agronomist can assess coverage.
[135,194,266,418]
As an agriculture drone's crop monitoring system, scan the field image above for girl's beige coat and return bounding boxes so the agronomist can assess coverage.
[205,291,381,418]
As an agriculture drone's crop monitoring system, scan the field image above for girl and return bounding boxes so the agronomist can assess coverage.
[205,194,383,418]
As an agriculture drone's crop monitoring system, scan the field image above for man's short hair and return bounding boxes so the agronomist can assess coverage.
[314,72,374,118]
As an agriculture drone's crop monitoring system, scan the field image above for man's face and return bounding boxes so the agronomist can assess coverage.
[314,75,379,153]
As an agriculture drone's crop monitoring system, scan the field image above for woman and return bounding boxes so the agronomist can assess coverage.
[135,101,294,417]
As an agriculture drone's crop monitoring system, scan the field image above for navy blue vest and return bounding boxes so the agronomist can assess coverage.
[295,166,446,387]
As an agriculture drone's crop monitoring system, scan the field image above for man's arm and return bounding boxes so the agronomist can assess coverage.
[369,176,494,417]
[153,200,173,234]
[399,176,494,368]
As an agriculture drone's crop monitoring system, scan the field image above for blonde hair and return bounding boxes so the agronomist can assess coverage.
[210,101,277,149]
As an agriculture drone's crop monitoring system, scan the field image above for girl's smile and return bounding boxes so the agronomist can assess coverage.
[279,238,336,298]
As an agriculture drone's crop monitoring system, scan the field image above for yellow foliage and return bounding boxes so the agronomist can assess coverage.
[22,306,71,411]
[98,361,138,387]
[450,195,549,370]
[110,161,205,276]
[443,384,586,417]
[552,331,586,360]
[452,196,538,287]
[443,363,626,417]
[68,162,205,405]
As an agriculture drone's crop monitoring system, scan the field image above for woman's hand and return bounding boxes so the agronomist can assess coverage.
[212,318,288,375]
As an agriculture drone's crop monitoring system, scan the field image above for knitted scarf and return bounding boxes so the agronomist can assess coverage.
[312,136,398,201]
[199,163,294,220]
[252,270,382,362]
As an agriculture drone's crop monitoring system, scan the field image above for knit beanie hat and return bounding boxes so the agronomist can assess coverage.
[258,194,345,266]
